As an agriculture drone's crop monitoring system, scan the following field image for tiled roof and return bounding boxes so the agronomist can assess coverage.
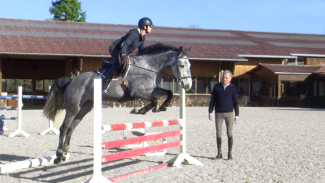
[314,66,325,74]
[1,18,325,60]
[251,63,322,74]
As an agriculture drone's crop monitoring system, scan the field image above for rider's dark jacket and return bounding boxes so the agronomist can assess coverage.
[110,28,145,58]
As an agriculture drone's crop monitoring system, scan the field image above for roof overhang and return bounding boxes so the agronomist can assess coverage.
[237,54,297,59]
[237,54,297,58]
[290,53,325,58]
[0,52,111,58]
[274,72,311,75]
[189,57,247,62]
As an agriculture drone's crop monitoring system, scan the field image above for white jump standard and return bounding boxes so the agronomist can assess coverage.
[7,86,29,137]
[0,86,58,137]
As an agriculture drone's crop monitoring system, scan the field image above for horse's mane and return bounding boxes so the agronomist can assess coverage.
[137,43,180,55]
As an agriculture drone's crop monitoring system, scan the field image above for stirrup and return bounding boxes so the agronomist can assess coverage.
[103,79,113,93]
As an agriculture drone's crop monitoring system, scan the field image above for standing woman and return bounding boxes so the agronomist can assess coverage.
[208,70,239,160]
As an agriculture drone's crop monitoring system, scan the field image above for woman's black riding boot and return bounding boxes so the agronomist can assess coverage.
[216,137,222,159]
[228,137,233,160]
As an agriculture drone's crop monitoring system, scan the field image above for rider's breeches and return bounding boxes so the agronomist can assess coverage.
[109,44,122,68]
[215,112,234,139]
[105,44,123,80]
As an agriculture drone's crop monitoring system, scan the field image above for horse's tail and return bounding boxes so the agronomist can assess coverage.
[43,76,72,121]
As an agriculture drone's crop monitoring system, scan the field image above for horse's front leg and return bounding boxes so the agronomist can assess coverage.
[136,99,158,114]
[159,90,173,111]
[150,88,173,112]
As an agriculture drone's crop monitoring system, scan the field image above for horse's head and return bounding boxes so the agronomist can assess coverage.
[171,46,192,91]
[134,43,192,90]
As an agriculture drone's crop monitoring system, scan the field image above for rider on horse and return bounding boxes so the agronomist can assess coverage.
[98,17,154,89]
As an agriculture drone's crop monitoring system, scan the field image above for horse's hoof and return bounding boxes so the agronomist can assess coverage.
[137,111,146,115]
[159,107,167,111]
[152,107,160,113]
[130,108,139,114]
[61,153,70,161]
[54,158,61,164]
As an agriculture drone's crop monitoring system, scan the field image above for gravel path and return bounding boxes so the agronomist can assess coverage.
[0,107,324,183]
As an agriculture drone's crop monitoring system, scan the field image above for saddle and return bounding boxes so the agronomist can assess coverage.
[97,59,129,92]
[97,59,129,79]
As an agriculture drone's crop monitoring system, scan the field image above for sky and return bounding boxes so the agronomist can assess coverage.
[0,0,325,34]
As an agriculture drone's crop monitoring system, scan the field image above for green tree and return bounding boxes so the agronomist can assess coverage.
[49,0,86,22]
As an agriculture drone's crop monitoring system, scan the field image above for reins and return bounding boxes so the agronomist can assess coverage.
[128,64,174,78]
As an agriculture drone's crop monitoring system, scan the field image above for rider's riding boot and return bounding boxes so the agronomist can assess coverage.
[216,137,222,159]
[228,137,233,160]
[102,69,116,90]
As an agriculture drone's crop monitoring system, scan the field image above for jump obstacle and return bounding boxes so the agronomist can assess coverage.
[0,86,59,137]
[0,87,63,174]
[84,79,203,183]
[0,155,57,174]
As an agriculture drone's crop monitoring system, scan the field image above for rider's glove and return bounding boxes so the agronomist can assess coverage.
[121,55,129,66]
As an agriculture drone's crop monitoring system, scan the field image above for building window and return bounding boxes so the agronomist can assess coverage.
[2,79,54,94]
[251,81,269,96]
[161,76,213,94]
[209,78,219,93]
[297,58,306,65]
[196,77,209,94]
[286,58,305,65]
[3,79,32,93]
[282,81,306,97]
[238,79,249,96]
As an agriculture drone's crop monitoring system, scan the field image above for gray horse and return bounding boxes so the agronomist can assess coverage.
[43,43,192,164]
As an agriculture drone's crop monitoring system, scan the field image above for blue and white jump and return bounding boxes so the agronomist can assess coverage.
[0,86,59,137]
[0,95,47,100]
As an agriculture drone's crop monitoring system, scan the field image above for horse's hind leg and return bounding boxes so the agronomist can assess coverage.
[55,111,77,164]
[61,101,93,161]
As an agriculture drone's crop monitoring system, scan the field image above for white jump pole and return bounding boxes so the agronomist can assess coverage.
[84,78,110,183]
[9,86,29,138]
[0,155,56,174]
[167,85,203,167]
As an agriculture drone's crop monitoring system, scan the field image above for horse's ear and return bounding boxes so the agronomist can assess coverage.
[188,47,191,52]
[178,46,184,57]
[179,46,183,54]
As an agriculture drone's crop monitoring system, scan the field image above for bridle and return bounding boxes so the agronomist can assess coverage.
[176,56,192,81]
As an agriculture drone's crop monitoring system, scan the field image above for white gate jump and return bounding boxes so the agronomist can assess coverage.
[84,79,203,183]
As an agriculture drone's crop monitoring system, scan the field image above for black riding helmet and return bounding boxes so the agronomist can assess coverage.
[138,17,153,29]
